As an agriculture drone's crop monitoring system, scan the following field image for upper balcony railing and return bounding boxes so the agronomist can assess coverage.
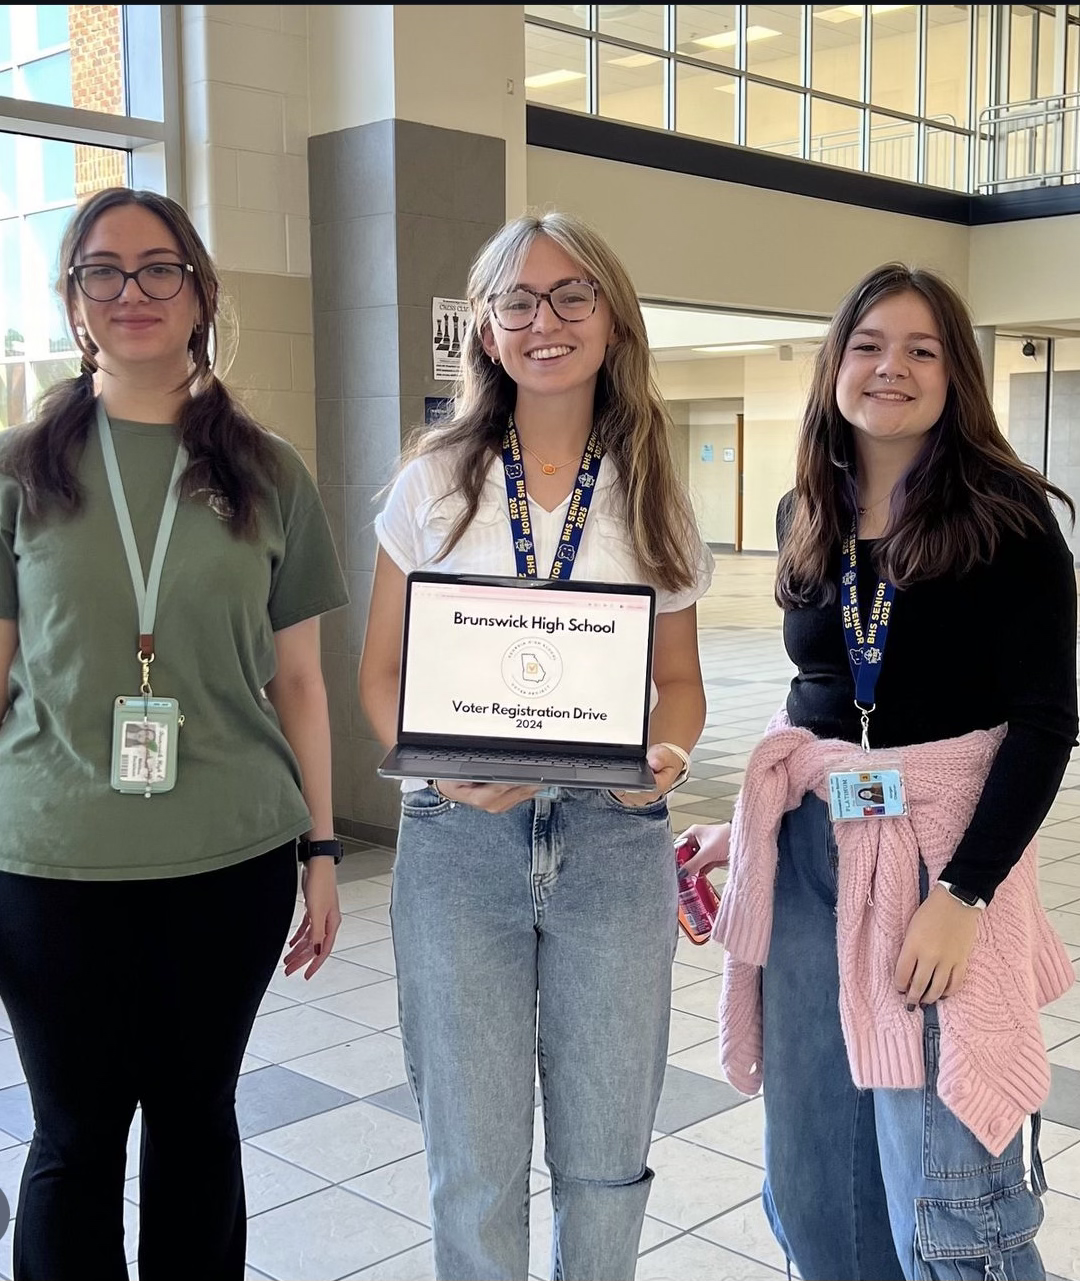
[978,94,1080,194]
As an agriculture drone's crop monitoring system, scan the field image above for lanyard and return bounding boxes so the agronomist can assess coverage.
[840,524,896,751]
[501,419,603,579]
[96,400,188,689]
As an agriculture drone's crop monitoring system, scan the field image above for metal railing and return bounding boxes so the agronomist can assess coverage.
[978,93,1080,193]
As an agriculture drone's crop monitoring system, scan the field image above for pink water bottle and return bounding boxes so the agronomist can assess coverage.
[675,834,721,945]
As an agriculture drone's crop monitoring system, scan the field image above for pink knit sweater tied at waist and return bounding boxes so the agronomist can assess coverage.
[714,715,1074,1157]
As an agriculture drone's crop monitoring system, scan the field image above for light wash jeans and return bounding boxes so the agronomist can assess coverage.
[391,785,677,1281]
[761,793,1046,1281]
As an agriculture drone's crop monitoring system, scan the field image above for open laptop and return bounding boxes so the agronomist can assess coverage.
[378,572,658,790]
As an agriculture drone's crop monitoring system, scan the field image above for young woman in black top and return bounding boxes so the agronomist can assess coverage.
[682,264,1077,1280]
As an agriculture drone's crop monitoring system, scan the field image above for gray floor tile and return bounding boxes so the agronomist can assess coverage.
[653,1065,747,1134]
[341,849,397,880]
[365,1082,420,1123]
[237,1064,357,1139]
[1044,1064,1080,1131]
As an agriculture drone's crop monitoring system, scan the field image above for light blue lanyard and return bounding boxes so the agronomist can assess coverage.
[95,399,188,663]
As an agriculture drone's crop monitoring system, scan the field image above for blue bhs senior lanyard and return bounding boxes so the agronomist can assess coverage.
[501,419,603,579]
[840,524,896,751]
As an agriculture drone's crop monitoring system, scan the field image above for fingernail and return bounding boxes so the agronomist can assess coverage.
[314,943,321,956]
[906,1003,916,1012]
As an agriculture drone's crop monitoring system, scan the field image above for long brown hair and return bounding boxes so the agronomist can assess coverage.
[403,212,698,592]
[776,263,1073,608]
[1,187,278,536]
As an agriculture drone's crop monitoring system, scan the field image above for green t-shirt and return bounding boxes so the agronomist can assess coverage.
[0,419,348,880]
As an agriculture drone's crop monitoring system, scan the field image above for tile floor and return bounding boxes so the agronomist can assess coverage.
[1,553,1079,1280]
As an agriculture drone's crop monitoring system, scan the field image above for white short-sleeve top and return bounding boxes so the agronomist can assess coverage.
[374,448,714,613]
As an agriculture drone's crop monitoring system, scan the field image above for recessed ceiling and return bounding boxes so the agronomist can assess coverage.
[642,302,828,360]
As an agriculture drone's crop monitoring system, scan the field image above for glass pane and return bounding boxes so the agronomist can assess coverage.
[675,61,736,143]
[809,98,862,170]
[22,51,72,106]
[35,5,69,52]
[524,4,588,28]
[870,5,917,115]
[1009,5,1036,103]
[676,5,737,69]
[993,333,1046,465]
[0,68,11,93]
[868,112,917,182]
[925,126,969,191]
[0,132,12,215]
[599,4,664,49]
[4,5,129,116]
[524,24,588,111]
[0,6,10,65]
[598,40,664,127]
[926,5,971,128]
[746,80,801,156]
[0,362,28,433]
[811,3,862,103]
[1,217,21,360]
[746,5,801,84]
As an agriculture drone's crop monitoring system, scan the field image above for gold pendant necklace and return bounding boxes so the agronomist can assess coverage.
[521,442,579,476]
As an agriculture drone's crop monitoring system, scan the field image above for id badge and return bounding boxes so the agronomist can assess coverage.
[111,696,181,794]
[828,766,907,821]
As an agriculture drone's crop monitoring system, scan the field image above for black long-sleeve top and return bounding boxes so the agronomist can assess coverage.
[778,491,1078,902]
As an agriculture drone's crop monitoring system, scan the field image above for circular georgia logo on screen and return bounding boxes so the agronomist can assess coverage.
[501,636,564,699]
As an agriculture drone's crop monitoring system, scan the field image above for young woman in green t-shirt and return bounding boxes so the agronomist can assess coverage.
[0,189,348,1278]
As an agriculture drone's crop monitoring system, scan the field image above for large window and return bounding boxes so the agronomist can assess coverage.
[0,5,177,430]
[524,5,1080,193]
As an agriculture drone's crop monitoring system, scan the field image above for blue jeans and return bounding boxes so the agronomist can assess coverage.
[391,785,677,1281]
[761,793,1045,1281]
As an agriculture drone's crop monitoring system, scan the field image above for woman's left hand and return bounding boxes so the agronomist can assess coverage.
[283,857,343,980]
[892,885,981,1008]
[612,743,686,808]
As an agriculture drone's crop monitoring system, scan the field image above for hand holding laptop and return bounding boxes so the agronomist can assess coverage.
[610,743,686,807]
[432,780,540,813]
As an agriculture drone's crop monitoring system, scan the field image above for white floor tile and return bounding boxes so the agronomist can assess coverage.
[337,880,393,913]
[1044,1013,1080,1049]
[667,1009,719,1054]
[695,1194,790,1272]
[0,1040,25,1090]
[636,1231,784,1280]
[338,938,398,975]
[1038,1189,1080,1279]
[667,1038,726,1080]
[248,1100,424,1183]
[245,1004,364,1062]
[346,1151,433,1227]
[675,937,725,974]
[647,1137,764,1227]
[266,955,388,1004]
[240,1143,330,1216]
[285,1030,408,1095]
[351,903,392,927]
[0,1143,28,1215]
[246,1185,428,1279]
[669,975,724,1020]
[312,978,400,1031]
[674,1098,766,1169]
[342,1241,436,1280]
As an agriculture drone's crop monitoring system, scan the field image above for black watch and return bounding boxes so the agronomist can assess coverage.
[298,838,344,865]
[937,879,985,909]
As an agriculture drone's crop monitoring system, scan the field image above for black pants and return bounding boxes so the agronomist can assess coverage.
[0,843,298,1281]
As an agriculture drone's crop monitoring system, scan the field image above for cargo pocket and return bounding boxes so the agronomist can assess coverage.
[922,1024,1018,1181]
[914,1183,1044,1281]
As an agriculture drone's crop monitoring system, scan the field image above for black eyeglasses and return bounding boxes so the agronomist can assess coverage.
[488,280,599,331]
[69,262,194,302]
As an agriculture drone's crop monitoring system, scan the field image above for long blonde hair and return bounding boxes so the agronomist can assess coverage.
[405,211,698,591]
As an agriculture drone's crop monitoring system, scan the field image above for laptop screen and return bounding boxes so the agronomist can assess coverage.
[400,576,654,749]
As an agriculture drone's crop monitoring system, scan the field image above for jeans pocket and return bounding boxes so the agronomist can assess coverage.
[400,785,454,818]
[914,1184,1044,1281]
[923,1026,1015,1180]
[601,789,669,817]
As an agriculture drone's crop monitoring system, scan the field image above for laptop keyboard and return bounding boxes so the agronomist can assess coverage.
[402,749,640,770]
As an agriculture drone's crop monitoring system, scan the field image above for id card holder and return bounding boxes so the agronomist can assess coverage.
[828,758,907,822]
[111,696,181,794]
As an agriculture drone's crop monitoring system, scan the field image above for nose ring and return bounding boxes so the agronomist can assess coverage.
[883,375,896,384]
